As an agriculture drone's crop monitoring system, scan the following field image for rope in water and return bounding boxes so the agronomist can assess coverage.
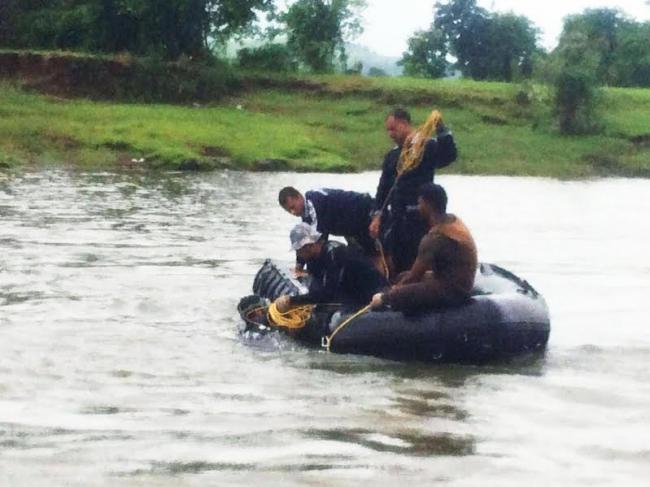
[322,304,372,352]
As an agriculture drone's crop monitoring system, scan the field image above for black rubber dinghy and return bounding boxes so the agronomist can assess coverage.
[241,259,550,364]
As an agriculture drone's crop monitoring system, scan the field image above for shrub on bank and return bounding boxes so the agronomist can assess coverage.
[129,55,240,103]
[237,44,298,73]
[0,50,240,103]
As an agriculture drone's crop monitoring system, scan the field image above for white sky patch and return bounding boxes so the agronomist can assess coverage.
[356,0,650,57]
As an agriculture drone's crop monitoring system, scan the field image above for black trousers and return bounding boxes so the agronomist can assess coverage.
[382,210,427,275]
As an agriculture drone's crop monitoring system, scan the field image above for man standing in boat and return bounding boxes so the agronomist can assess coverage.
[369,108,457,276]
[370,183,477,313]
[274,223,388,312]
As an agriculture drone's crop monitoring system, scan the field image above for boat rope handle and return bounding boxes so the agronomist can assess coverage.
[322,304,372,352]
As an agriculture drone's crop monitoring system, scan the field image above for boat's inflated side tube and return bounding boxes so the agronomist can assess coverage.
[328,294,549,363]
[247,260,550,363]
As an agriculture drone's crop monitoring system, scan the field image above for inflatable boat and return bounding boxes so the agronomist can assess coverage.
[238,259,550,364]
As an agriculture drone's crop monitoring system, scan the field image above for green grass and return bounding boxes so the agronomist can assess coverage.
[0,83,350,171]
[602,87,650,137]
[1,66,649,176]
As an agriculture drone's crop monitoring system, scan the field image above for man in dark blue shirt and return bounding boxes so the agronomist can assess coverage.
[369,108,457,275]
[279,186,376,256]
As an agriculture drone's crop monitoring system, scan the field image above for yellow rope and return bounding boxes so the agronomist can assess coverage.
[323,304,372,352]
[245,306,266,322]
[376,239,390,280]
[267,302,314,330]
[397,110,443,176]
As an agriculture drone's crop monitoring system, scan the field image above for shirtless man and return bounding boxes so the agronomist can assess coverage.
[370,183,477,313]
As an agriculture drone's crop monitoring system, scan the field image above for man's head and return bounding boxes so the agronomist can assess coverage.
[279,186,305,217]
[385,108,413,147]
[417,183,448,220]
[289,222,322,261]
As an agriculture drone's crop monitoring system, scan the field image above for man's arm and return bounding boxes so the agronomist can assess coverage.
[289,249,344,306]
[294,254,307,277]
[396,256,429,286]
[373,151,396,213]
[370,153,396,238]
[396,233,436,285]
[419,130,456,171]
[435,127,457,169]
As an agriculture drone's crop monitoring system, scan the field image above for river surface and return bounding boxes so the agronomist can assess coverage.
[1,170,649,486]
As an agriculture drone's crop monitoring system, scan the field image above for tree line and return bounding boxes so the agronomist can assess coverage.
[2,0,647,87]
[0,0,365,72]
[402,0,650,88]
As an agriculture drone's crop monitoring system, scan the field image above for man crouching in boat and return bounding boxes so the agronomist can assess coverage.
[278,186,378,275]
[274,223,388,313]
[370,183,477,313]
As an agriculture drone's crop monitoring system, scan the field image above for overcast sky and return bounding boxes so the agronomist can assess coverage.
[356,0,650,57]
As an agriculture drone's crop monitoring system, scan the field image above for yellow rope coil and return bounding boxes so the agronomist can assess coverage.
[267,302,314,330]
[397,109,443,176]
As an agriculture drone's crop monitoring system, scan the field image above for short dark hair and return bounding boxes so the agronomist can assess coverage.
[418,183,447,213]
[387,107,411,124]
[279,186,302,207]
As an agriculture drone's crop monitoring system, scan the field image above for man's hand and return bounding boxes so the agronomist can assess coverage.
[274,295,291,313]
[370,293,384,310]
[293,267,308,278]
[369,215,381,239]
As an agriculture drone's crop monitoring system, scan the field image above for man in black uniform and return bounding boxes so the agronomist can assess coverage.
[369,108,457,275]
[279,186,375,255]
[274,223,388,312]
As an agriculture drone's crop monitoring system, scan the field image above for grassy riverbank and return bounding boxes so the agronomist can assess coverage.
[0,51,648,177]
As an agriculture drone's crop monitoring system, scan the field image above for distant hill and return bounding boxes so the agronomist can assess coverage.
[345,43,403,76]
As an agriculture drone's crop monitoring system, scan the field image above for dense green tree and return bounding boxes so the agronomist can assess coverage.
[551,30,602,134]
[484,13,538,81]
[283,0,365,73]
[433,0,491,79]
[367,66,387,77]
[398,27,449,78]
[402,0,540,81]
[208,0,274,42]
[610,22,650,87]
[555,9,650,87]
[237,43,298,72]
[0,0,19,45]
[1,0,273,59]
[557,8,628,85]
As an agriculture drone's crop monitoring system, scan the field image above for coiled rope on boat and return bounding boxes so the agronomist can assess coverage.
[267,302,314,330]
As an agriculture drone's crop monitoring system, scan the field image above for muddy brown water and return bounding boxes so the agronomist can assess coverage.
[1,170,649,486]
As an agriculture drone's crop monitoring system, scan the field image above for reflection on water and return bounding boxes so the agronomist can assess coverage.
[1,170,649,486]
[307,427,474,456]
